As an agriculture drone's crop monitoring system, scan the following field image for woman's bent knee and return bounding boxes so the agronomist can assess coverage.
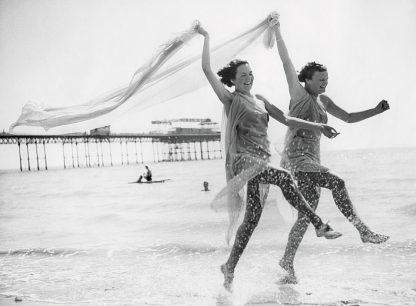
[333,177,346,189]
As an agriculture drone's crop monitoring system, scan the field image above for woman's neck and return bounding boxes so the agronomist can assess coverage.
[235,89,252,97]
[304,85,318,98]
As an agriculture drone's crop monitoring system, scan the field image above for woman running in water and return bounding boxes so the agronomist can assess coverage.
[196,22,342,291]
[268,15,390,284]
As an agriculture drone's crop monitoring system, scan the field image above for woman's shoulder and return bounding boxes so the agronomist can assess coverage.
[319,94,332,108]
[289,89,311,109]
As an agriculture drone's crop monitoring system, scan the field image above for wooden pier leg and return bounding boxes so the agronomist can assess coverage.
[71,139,75,168]
[180,142,184,161]
[193,142,197,160]
[134,140,138,164]
[100,140,104,167]
[139,139,144,164]
[35,141,40,170]
[18,141,23,172]
[26,142,31,171]
[199,141,204,160]
[125,140,129,165]
[75,141,80,168]
[207,140,211,160]
[96,141,100,167]
[88,139,92,167]
[187,142,191,161]
[168,143,171,162]
[43,140,48,170]
[109,140,113,166]
[62,142,66,169]
[84,140,89,167]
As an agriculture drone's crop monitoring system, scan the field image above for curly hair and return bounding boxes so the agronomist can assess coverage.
[217,59,248,87]
[298,62,327,82]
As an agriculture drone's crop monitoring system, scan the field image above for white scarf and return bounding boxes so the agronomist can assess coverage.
[9,16,277,133]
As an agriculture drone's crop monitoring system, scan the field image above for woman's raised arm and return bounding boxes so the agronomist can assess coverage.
[270,18,305,102]
[197,25,233,106]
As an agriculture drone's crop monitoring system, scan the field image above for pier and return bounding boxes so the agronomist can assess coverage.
[0,133,222,172]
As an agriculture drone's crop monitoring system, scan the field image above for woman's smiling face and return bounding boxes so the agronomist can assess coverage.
[233,63,254,95]
[306,70,328,96]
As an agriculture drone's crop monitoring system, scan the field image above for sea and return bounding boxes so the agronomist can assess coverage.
[0,147,415,306]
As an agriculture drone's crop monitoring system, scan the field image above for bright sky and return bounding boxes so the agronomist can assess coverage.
[0,0,415,150]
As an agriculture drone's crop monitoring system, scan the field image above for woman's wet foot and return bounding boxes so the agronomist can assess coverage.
[220,264,234,291]
[360,231,389,244]
[316,223,342,239]
[278,259,297,284]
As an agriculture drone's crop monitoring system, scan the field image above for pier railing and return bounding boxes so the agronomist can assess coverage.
[0,133,222,171]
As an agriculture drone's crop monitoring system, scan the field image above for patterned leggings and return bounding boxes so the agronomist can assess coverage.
[295,171,358,221]
[280,171,360,263]
[225,167,323,273]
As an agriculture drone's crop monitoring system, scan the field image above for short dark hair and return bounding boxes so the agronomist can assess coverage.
[298,62,327,82]
[217,59,248,87]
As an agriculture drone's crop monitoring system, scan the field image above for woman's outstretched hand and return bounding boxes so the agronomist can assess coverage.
[195,23,208,37]
[320,124,340,139]
[267,11,280,31]
[375,100,390,114]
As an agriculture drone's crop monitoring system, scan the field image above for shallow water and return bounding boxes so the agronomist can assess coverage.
[0,148,415,305]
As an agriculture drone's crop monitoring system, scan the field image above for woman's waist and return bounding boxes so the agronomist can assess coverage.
[283,137,321,159]
[290,128,321,140]
[236,136,270,155]
[232,153,270,175]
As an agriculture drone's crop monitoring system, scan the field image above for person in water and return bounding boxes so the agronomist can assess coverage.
[137,165,152,183]
[197,22,343,291]
[203,181,210,191]
[269,15,390,284]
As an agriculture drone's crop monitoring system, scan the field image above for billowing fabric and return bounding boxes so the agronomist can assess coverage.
[9,17,277,134]
[281,90,330,173]
[8,12,282,244]
[212,92,280,244]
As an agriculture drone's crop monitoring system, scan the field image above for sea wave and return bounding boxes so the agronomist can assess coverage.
[141,243,220,256]
[0,248,89,257]
[316,239,416,256]
[0,243,221,258]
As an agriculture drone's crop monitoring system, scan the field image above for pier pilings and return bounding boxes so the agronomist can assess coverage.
[0,133,221,171]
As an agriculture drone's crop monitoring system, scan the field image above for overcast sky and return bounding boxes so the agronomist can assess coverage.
[0,0,415,150]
